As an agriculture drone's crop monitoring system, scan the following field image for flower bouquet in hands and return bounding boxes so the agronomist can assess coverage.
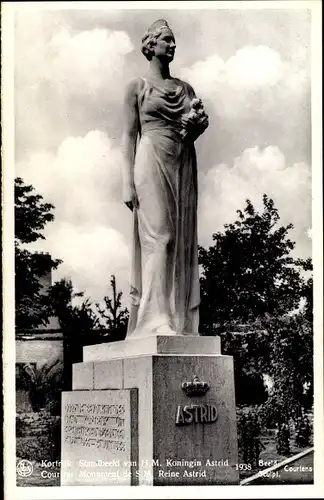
[180,98,209,140]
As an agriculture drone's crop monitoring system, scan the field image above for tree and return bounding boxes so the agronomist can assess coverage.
[199,195,310,332]
[296,257,313,322]
[47,278,100,389]
[15,177,61,329]
[198,195,313,410]
[261,313,313,421]
[217,328,269,406]
[15,177,55,245]
[48,278,99,334]
[96,275,129,341]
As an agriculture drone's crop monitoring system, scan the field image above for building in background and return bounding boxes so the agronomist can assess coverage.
[15,267,63,412]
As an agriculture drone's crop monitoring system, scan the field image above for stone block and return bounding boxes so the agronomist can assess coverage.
[72,362,94,390]
[61,389,138,486]
[64,337,239,486]
[83,335,221,361]
[124,356,154,485]
[94,360,123,389]
[150,355,238,485]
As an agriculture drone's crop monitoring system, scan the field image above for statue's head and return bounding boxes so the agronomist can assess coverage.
[141,19,176,62]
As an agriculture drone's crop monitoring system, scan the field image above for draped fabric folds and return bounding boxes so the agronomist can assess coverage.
[127,78,200,337]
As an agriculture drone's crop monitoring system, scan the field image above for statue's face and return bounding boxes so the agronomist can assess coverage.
[153,31,176,61]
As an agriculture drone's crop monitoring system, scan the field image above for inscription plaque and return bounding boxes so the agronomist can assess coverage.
[61,390,138,486]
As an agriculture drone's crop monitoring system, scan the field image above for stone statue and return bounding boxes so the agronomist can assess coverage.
[122,19,209,338]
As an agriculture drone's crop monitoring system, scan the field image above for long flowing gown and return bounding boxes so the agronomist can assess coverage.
[127,77,200,337]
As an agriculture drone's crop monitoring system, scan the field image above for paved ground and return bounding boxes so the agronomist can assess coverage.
[242,450,313,485]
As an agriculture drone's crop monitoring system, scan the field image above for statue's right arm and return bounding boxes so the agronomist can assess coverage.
[122,79,141,211]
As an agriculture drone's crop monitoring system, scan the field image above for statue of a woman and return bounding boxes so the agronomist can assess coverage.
[122,19,209,338]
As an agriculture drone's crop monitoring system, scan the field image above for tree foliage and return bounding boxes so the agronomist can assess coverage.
[15,248,59,329]
[15,177,55,244]
[96,275,129,341]
[218,329,269,405]
[276,423,290,455]
[198,195,313,416]
[199,195,310,332]
[15,177,61,329]
[294,414,312,447]
[237,406,263,469]
[47,278,99,334]
[261,313,313,419]
[46,278,100,389]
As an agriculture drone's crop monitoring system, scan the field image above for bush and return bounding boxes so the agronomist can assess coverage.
[294,413,312,447]
[44,395,62,416]
[16,417,27,438]
[258,394,291,429]
[17,434,60,463]
[17,361,64,413]
[16,416,61,462]
[237,406,264,468]
[276,423,290,455]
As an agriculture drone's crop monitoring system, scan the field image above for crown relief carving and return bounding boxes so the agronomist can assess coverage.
[181,375,210,397]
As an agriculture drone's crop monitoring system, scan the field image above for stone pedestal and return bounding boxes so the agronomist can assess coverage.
[61,336,239,486]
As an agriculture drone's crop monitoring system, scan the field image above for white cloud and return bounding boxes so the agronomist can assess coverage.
[26,221,130,303]
[17,130,132,302]
[16,13,134,97]
[17,130,124,226]
[180,45,308,118]
[15,14,134,154]
[199,146,311,259]
[226,46,283,88]
[50,223,130,302]
[48,28,133,96]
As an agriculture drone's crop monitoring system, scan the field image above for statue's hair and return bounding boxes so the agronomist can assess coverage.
[141,19,174,61]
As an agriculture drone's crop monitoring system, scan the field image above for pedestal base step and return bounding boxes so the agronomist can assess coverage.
[83,335,221,361]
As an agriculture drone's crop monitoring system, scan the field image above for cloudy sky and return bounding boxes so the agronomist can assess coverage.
[14,4,313,305]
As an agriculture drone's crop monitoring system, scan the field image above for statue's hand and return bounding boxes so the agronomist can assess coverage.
[181,111,209,142]
[181,114,196,131]
[123,183,139,211]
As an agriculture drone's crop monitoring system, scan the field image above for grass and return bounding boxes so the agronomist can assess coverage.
[16,430,61,487]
